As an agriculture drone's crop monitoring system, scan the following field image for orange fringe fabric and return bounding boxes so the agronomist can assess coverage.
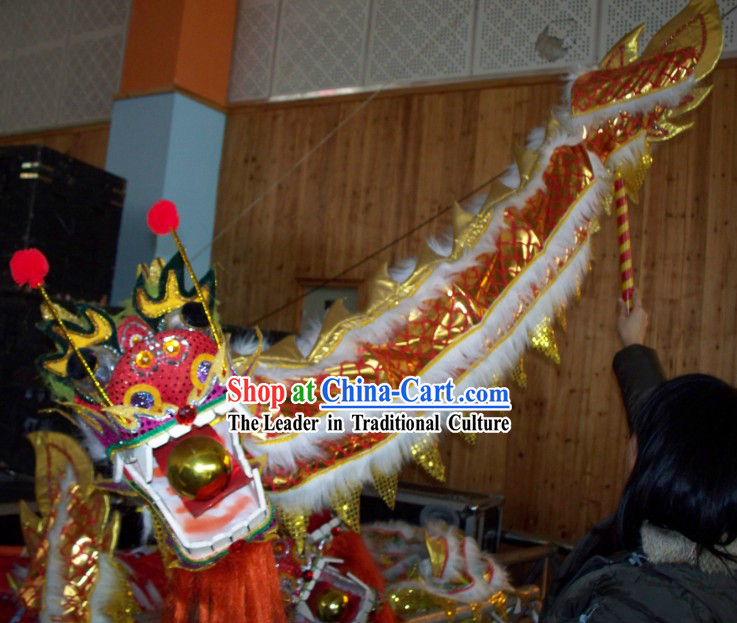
[163,542,287,623]
[328,530,399,623]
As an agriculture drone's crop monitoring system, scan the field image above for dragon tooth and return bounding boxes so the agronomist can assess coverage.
[213,401,232,415]
[148,432,170,449]
[113,453,124,482]
[169,424,191,438]
[194,409,215,427]
[133,444,154,482]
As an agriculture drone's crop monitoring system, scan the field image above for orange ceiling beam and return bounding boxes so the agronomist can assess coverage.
[119,0,237,106]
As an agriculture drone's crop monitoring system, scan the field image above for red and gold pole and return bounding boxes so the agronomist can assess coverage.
[614,172,634,315]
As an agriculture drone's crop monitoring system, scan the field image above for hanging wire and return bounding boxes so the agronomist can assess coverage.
[247,172,503,326]
[722,3,737,20]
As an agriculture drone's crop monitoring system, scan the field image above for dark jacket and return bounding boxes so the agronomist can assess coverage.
[544,346,737,621]
[544,550,737,622]
[612,343,665,433]
[546,345,665,603]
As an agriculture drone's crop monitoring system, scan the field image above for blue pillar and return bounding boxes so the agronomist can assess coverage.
[106,93,225,303]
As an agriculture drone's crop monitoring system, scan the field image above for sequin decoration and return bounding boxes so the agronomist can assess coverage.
[371,468,398,510]
[279,572,297,600]
[555,305,568,332]
[511,356,528,389]
[278,508,308,554]
[529,317,560,364]
[163,337,181,358]
[410,437,446,482]
[329,486,361,532]
[135,350,155,369]
[104,330,218,440]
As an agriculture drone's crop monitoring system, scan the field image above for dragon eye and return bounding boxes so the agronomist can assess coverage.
[66,347,114,394]
[135,350,155,369]
[123,384,162,415]
[182,302,209,328]
[130,391,155,409]
[67,348,98,381]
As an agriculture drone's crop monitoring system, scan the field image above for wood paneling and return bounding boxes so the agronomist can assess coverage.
[0,123,110,169]
[213,62,737,542]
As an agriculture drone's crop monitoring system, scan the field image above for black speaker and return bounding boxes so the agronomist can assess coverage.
[0,144,125,303]
[0,291,78,475]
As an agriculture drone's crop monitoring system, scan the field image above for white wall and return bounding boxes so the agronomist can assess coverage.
[0,0,131,135]
[229,0,737,102]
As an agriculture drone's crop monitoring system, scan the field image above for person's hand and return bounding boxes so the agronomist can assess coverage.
[618,289,648,347]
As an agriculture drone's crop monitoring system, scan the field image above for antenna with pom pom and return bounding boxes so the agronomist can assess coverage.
[9,249,113,407]
[147,200,222,348]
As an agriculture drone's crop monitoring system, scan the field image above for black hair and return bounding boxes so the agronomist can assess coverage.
[545,374,737,611]
[615,374,737,557]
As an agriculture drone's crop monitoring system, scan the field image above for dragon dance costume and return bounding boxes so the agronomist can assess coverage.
[6,1,723,621]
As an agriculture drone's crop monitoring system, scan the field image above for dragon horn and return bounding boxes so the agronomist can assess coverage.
[9,249,113,407]
[147,200,223,348]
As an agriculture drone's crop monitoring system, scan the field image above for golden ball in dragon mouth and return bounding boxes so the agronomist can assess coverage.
[166,436,232,501]
[314,587,349,622]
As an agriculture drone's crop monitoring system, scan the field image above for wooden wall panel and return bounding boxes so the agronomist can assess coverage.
[214,63,737,542]
[0,123,110,169]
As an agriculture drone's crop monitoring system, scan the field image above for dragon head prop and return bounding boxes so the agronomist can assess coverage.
[35,251,271,570]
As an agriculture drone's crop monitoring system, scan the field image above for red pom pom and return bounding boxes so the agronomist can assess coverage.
[147,200,179,235]
[10,248,49,289]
